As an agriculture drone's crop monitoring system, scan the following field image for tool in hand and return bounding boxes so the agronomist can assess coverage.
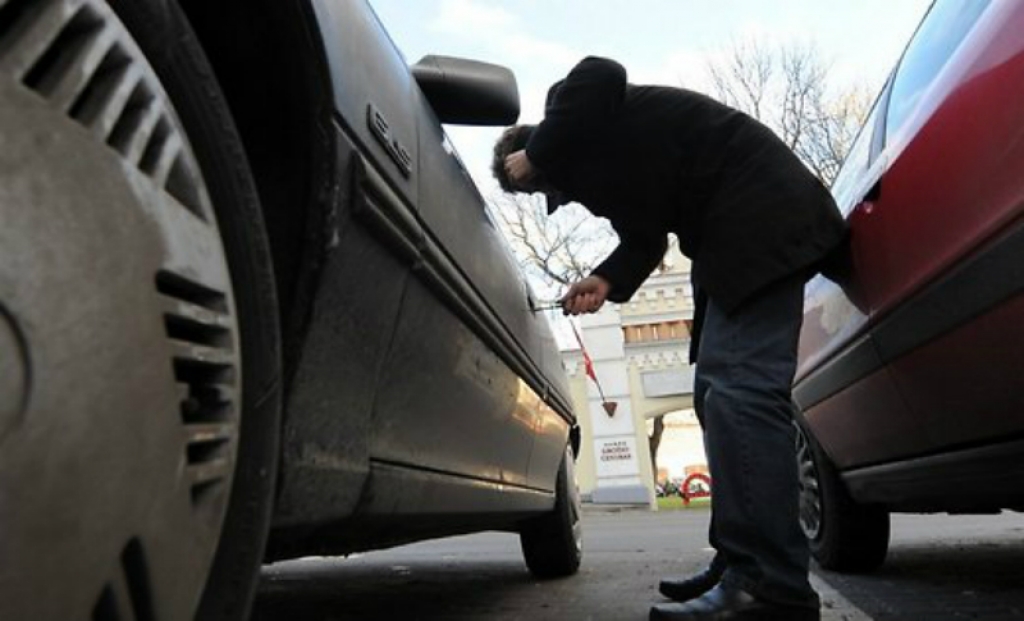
[531,295,617,415]
[569,320,618,417]
[532,302,565,312]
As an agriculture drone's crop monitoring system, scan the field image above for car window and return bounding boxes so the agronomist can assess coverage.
[830,86,886,214]
[884,0,992,144]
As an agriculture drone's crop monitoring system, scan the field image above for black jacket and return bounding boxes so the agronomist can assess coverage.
[525,56,846,315]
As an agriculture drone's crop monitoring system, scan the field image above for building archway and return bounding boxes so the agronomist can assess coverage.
[649,409,708,492]
[559,241,700,506]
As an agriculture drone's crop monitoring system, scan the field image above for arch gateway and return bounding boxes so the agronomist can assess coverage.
[560,243,706,506]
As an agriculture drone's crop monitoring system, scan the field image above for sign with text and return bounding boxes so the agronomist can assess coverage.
[594,437,639,478]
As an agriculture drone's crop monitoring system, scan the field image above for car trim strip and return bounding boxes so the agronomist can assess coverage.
[842,435,1024,508]
[352,154,576,424]
[415,230,576,422]
[794,213,1024,411]
[871,215,1024,361]
[352,155,424,265]
[792,334,881,412]
[360,458,556,516]
[370,457,555,495]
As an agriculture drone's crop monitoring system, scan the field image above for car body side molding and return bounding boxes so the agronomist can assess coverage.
[795,213,1024,411]
[353,154,576,424]
[842,436,1024,511]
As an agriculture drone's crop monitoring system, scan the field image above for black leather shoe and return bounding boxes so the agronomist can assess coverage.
[658,565,724,602]
[649,585,820,621]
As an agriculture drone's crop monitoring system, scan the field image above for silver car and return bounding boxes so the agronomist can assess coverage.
[0,1,581,619]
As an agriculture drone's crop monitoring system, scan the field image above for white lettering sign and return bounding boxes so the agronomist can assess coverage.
[600,440,632,462]
[594,437,639,478]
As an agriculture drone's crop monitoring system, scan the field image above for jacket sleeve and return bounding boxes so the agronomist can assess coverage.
[525,56,626,172]
[591,226,667,303]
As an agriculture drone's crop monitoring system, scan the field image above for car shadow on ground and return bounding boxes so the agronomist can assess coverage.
[816,535,1024,619]
[252,557,543,621]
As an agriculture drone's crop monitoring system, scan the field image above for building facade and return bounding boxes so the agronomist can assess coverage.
[561,241,706,506]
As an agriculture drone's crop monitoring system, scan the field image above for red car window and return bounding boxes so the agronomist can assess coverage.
[885,0,992,144]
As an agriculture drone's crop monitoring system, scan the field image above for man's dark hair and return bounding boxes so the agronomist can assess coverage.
[492,124,536,192]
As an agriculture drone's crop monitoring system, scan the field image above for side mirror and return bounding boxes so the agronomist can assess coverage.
[412,55,520,126]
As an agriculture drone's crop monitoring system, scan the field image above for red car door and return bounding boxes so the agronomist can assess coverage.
[848,0,1024,452]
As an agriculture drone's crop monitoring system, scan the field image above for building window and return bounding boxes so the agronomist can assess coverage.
[624,321,695,344]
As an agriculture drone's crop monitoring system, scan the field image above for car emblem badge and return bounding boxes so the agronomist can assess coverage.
[367,103,412,178]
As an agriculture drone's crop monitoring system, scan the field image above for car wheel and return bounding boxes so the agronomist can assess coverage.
[794,416,889,572]
[0,1,280,620]
[520,444,583,578]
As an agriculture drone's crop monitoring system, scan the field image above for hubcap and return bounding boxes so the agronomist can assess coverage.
[0,1,240,619]
[795,423,823,541]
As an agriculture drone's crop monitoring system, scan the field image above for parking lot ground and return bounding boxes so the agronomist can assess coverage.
[253,506,1023,621]
[816,512,1024,620]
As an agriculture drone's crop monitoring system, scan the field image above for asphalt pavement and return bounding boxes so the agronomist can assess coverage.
[252,506,1023,620]
[816,512,1024,620]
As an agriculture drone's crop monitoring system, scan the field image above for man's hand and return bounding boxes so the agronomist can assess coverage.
[561,275,611,315]
[504,150,536,187]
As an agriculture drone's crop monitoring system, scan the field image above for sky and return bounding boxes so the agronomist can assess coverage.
[369,0,933,193]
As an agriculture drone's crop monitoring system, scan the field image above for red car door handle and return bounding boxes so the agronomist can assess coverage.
[864,179,882,202]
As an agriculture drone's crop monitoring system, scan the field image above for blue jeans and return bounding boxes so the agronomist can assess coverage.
[693,274,817,607]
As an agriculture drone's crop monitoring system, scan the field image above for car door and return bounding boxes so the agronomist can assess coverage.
[274,0,422,521]
[370,113,543,488]
[851,0,998,317]
[852,0,1024,452]
[795,84,928,469]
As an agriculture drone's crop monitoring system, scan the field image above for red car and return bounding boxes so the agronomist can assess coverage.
[793,0,1024,571]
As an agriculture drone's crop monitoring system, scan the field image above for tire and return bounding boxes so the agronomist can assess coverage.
[520,444,583,578]
[108,2,284,618]
[0,1,280,619]
[794,415,889,572]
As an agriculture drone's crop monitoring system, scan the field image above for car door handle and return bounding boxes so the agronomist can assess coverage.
[860,179,882,214]
[864,179,882,201]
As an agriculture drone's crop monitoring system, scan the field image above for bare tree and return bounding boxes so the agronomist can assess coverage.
[707,38,775,121]
[707,39,872,186]
[489,191,616,303]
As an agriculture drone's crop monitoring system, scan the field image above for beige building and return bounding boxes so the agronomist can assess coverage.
[561,241,707,506]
